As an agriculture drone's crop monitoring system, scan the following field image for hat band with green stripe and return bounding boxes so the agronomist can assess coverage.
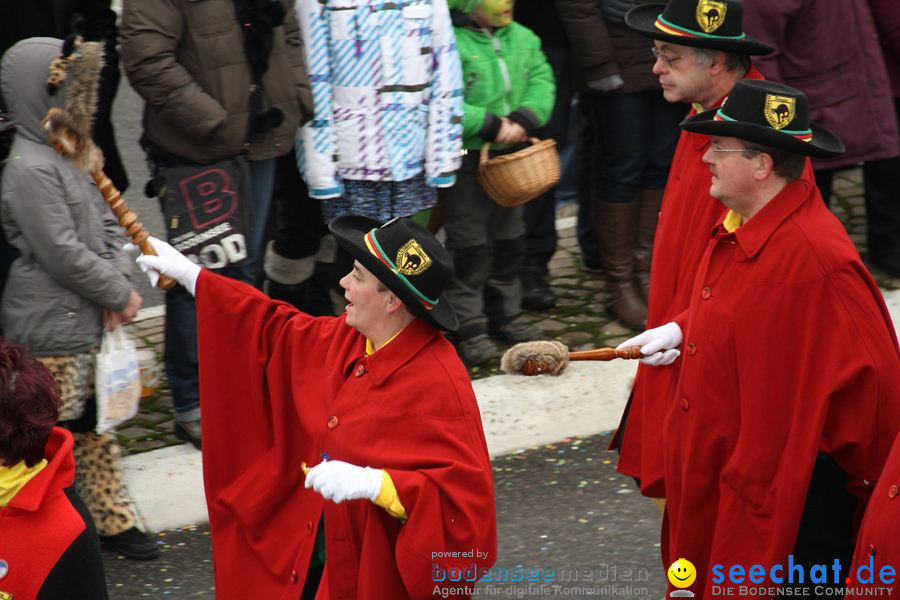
[654,15,747,40]
[364,229,439,309]
[714,109,814,142]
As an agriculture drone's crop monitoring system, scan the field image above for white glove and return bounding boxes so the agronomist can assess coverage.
[617,321,683,366]
[304,460,383,504]
[126,237,202,296]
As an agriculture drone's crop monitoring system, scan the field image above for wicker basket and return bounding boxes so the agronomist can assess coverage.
[476,137,561,207]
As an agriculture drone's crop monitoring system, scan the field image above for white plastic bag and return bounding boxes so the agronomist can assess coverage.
[95,328,142,433]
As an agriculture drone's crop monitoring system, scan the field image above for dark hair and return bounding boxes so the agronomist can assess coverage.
[741,142,807,181]
[692,47,751,74]
[0,340,60,466]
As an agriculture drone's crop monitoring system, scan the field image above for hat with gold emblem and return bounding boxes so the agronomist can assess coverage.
[680,79,844,157]
[625,0,772,55]
[330,215,458,331]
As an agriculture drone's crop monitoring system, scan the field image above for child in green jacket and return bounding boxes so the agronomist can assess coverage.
[441,0,555,365]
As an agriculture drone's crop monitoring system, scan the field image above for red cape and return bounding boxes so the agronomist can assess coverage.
[663,180,900,598]
[845,433,900,599]
[195,272,497,599]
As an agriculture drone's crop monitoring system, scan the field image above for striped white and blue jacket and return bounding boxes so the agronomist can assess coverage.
[295,0,464,199]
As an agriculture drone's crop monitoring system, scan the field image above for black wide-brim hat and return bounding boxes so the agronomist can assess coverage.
[680,79,845,158]
[625,0,773,55]
[330,215,459,332]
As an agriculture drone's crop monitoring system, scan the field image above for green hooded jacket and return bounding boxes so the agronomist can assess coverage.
[452,11,555,150]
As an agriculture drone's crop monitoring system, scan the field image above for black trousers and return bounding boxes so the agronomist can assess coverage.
[776,454,858,598]
[863,97,900,276]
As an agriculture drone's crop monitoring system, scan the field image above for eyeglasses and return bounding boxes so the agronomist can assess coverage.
[709,143,762,156]
[651,47,687,68]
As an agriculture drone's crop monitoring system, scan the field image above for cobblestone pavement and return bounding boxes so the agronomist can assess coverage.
[118,167,899,455]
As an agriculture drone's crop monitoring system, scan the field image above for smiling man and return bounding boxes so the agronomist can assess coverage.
[131,216,497,600]
[628,79,900,599]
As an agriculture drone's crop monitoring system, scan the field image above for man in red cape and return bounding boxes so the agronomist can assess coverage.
[134,217,497,599]
[629,79,900,598]
[611,0,776,499]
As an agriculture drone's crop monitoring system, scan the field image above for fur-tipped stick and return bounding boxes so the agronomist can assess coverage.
[501,340,643,376]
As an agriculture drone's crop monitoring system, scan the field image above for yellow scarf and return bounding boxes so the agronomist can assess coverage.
[0,459,48,507]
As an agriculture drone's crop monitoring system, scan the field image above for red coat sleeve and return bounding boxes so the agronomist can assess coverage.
[194,270,341,597]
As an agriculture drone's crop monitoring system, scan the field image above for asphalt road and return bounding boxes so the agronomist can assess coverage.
[103,432,667,599]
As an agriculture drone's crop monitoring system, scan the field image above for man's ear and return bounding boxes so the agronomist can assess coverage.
[754,152,775,181]
[708,51,727,76]
[384,293,405,315]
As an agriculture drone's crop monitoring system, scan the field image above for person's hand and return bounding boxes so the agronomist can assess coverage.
[304,459,383,503]
[587,74,625,92]
[102,309,123,331]
[126,237,202,296]
[120,290,143,322]
[103,290,142,331]
[617,321,683,366]
[495,118,528,144]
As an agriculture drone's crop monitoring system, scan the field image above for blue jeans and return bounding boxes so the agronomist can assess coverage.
[246,158,277,278]
[162,157,276,421]
[164,265,247,421]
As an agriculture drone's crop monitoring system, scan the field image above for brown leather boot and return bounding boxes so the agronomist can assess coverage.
[595,200,647,330]
[634,189,664,303]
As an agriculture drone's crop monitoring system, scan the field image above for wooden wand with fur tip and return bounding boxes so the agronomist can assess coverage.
[43,107,175,289]
[500,340,643,376]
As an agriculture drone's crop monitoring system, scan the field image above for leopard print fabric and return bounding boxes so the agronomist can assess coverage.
[46,54,73,91]
[72,432,138,536]
[36,352,95,421]
[36,352,139,536]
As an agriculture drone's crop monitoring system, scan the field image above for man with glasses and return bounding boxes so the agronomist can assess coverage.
[630,78,900,598]
[608,0,774,501]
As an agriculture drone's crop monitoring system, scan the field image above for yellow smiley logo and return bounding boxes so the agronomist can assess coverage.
[668,558,697,589]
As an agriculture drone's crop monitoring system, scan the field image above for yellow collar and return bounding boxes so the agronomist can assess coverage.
[365,325,408,356]
[0,459,48,507]
[723,209,743,233]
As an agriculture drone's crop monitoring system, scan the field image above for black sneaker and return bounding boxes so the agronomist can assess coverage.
[521,271,556,311]
[455,334,500,365]
[100,527,160,561]
[174,419,202,450]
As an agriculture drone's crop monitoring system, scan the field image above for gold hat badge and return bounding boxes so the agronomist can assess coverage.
[696,0,727,34]
[764,94,797,130]
[396,239,432,277]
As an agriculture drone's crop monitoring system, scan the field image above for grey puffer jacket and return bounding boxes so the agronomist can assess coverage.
[0,37,133,355]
